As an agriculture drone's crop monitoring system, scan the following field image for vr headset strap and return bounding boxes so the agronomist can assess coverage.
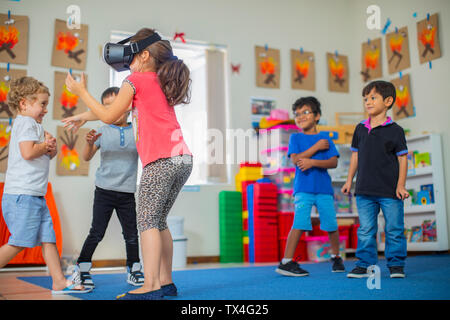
[122,33,162,56]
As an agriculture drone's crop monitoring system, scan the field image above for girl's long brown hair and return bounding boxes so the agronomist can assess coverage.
[131,28,191,106]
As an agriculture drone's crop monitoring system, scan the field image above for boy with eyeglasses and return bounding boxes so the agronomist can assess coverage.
[275,97,345,277]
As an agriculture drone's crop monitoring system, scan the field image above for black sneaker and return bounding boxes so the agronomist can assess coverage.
[71,262,95,288]
[331,256,345,273]
[389,266,405,278]
[347,266,369,278]
[275,260,309,277]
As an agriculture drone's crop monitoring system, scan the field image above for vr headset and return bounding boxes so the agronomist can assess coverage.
[103,32,162,72]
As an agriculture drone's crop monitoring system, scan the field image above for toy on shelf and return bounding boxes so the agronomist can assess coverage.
[420,184,435,203]
[265,168,295,190]
[416,190,431,205]
[422,220,436,242]
[260,147,294,172]
[277,189,294,212]
[407,151,417,175]
[259,125,300,151]
[258,109,295,130]
[305,235,347,262]
[410,226,423,243]
[414,152,431,168]
[333,186,352,213]
[316,112,366,145]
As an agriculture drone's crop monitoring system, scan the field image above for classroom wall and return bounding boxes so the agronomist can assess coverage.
[0,0,448,261]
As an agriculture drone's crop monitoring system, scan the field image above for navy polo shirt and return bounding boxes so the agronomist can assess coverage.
[351,117,408,199]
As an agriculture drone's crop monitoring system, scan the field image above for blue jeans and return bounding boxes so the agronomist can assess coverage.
[355,195,407,268]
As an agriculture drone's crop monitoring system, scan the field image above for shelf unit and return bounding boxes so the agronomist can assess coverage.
[377,134,448,252]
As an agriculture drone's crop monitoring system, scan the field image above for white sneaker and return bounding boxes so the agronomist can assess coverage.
[127,262,145,286]
[71,262,95,288]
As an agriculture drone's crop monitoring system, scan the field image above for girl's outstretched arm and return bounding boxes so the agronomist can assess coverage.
[65,73,133,125]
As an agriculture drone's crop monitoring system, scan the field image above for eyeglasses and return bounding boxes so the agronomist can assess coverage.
[294,110,314,117]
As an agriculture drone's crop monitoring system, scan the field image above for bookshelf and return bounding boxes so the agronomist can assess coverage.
[377,134,448,252]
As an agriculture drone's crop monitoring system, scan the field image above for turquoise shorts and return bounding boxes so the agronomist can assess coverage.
[292,192,338,232]
[2,194,56,248]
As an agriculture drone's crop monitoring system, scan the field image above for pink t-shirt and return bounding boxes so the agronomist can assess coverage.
[124,72,191,168]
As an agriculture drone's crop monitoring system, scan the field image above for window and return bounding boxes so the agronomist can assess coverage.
[109,31,230,185]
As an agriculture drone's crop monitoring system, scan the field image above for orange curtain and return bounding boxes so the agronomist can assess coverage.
[0,182,63,265]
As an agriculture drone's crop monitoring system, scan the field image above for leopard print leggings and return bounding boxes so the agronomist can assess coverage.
[137,155,193,232]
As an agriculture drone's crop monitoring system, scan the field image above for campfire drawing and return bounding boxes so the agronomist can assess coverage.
[294,60,310,84]
[60,84,78,117]
[0,81,13,117]
[361,48,379,82]
[419,25,436,58]
[56,31,84,63]
[395,85,410,117]
[0,122,11,162]
[0,25,19,59]
[59,130,80,171]
[260,57,277,85]
[329,58,345,87]
[389,35,404,69]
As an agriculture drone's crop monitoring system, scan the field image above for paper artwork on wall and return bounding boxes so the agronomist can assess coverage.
[53,71,88,120]
[327,52,349,93]
[0,13,29,65]
[385,26,411,74]
[291,49,315,91]
[51,19,88,70]
[361,38,382,82]
[255,46,280,89]
[56,126,90,176]
[417,13,441,64]
[391,74,414,121]
[0,67,27,118]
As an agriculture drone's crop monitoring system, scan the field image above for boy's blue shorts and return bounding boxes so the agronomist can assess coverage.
[2,194,56,248]
[292,192,338,232]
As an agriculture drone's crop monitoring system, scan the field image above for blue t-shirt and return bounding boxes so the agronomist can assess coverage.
[288,132,339,195]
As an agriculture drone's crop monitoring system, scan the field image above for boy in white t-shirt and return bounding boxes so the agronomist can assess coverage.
[0,77,91,294]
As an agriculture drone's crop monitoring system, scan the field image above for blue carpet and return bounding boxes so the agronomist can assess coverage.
[18,254,450,300]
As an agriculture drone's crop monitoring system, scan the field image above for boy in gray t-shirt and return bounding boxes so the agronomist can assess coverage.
[70,87,143,288]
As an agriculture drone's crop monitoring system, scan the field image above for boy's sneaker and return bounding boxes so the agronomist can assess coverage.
[71,262,95,288]
[275,260,309,277]
[389,266,405,278]
[331,256,345,272]
[127,262,145,286]
[347,266,369,278]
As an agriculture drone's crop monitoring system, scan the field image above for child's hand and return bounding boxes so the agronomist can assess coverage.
[85,129,101,146]
[45,136,57,156]
[341,181,352,195]
[315,139,329,151]
[62,115,87,133]
[65,72,86,97]
[297,158,313,171]
[396,186,410,200]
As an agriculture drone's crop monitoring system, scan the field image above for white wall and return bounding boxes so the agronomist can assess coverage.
[0,0,448,260]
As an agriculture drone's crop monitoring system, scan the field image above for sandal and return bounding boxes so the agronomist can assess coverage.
[51,282,93,295]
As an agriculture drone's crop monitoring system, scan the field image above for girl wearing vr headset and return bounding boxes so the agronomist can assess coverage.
[63,28,192,300]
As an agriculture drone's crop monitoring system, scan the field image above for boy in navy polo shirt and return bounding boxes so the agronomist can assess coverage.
[276,97,345,277]
[342,80,410,279]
